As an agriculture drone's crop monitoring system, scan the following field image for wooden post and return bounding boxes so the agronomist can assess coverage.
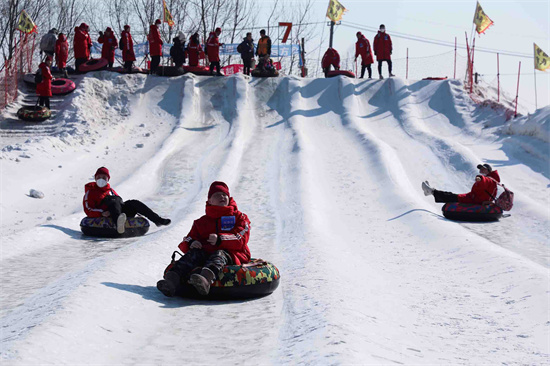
[301,37,306,77]
[497,53,500,102]
[465,32,471,92]
[453,37,457,79]
[470,37,475,93]
[515,61,521,118]
[406,48,409,79]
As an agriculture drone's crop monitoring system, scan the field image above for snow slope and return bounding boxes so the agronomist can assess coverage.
[1,72,548,364]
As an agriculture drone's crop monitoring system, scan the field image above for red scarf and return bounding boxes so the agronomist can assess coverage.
[205,198,238,218]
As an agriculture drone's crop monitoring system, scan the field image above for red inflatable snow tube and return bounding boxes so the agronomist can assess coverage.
[183,65,214,76]
[423,77,448,80]
[327,70,356,78]
[51,78,76,95]
[79,58,108,73]
[442,202,503,222]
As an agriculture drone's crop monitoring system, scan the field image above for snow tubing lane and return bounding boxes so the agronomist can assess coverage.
[442,203,503,222]
[327,70,356,78]
[79,58,108,73]
[182,65,212,75]
[164,258,280,299]
[51,78,76,95]
[80,216,150,238]
[251,69,279,77]
[17,106,51,122]
[423,77,448,80]
[155,66,185,77]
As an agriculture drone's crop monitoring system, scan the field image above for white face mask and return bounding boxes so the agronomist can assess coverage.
[96,178,108,188]
[380,28,385,33]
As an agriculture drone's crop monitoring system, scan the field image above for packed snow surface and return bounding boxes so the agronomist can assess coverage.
[1,72,548,364]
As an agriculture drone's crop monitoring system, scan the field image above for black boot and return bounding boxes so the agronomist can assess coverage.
[155,218,171,227]
[157,271,180,297]
[189,267,215,295]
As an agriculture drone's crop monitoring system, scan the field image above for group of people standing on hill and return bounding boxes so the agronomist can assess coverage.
[322,24,395,79]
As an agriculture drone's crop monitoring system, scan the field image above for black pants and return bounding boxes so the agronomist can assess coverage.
[38,96,50,109]
[150,56,161,74]
[101,196,162,225]
[360,64,372,78]
[243,58,252,75]
[169,248,233,281]
[433,189,459,203]
[378,59,392,76]
[108,61,114,68]
[75,58,87,72]
[209,61,221,75]
[124,61,133,73]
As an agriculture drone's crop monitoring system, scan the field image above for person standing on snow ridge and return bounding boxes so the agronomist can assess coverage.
[170,34,186,68]
[187,32,203,67]
[207,27,223,76]
[40,28,58,58]
[98,27,118,68]
[238,32,254,75]
[156,181,251,297]
[120,25,136,73]
[422,163,501,205]
[148,19,163,74]
[83,167,171,235]
[355,31,374,79]
[321,47,340,77]
[36,56,53,110]
[373,24,394,79]
[55,33,69,78]
[74,23,92,72]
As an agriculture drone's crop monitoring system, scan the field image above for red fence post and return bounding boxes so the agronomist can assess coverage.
[453,37,457,79]
[470,37,475,93]
[514,61,521,118]
[465,32,471,92]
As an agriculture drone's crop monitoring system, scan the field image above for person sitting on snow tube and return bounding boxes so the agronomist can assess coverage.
[83,167,171,234]
[422,163,500,205]
[322,47,340,78]
[157,181,251,297]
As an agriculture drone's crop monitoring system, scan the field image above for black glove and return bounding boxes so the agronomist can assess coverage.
[99,31,103,36]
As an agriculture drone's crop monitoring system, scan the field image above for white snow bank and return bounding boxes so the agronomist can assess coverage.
[498,106,550,143]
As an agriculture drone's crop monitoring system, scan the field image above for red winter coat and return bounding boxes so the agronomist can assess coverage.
[187,37,203,66]
[83,182,120,217]
[98,28,118,63]
[36,62,52,97]
[458,174,499,204]
[206,32,220,63]
[74,26,92,59]
[178,198,251,265]
[148,24,163,57]
[321,48,340,69]
[55,34,69,68]
[355,34,374,65]
[373,31,392,61]
[120,30,136,62]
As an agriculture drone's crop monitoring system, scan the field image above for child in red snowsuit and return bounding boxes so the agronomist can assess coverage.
[98,27,118,68]
[157,181,251,297]
[36,57,53,109]
[55,33,69,77]
[321,47,340,77]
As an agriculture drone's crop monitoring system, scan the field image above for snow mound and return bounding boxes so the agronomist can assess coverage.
[498,106,550,143]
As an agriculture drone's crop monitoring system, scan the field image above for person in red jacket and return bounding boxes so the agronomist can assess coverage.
[36,56,53,109]
[98,27,118,68]
[207,27,223,76]
[83,167,171,234]
[148,19,163,74]
[55,33,69,78]
[321,47,340,77]
[157,181,251,297]
[355,32,374,79]
[422,164,501,205]
[187,32,203,67]
[74,23,92,72]
[120,25,136,73]
[373,24,394,80]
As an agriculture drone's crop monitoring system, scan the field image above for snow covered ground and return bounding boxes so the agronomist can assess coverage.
[1,72,548,364]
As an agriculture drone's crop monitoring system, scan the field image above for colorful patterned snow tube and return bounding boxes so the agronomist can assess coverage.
[17,106,51,122]
[80,216,150,238]
[78,58,108,73]
[327,70,355,78]
[51,78,76,95]
[164,257,280,299]
[182,65,212,75]
[251,68,279,77]
[442,203,503,222]
[155,66,185,77]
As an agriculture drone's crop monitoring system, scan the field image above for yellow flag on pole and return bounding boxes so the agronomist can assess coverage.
[16,10,37,34]
[326,0,346,22]
[534,43,550,71]
[473,1,493,34]
[163,0,175,27]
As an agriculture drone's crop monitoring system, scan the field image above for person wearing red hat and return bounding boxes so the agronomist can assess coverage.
[36,56,53,109]
[55,33,69,78]
[147,19,163,74]
[355,31,374,79]
[321,47,340,77]
[422,163,501,204]
[74,23,92,72]
[83,167,171,234]
[157,181,251,297]
[206,27,223,76]
[98,27,118,68]
[120,25,136,73]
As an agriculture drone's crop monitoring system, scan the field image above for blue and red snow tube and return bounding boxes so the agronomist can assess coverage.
[442,203,503,222]
[80,216,150,238]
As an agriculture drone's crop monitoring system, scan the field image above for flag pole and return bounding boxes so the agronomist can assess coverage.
[514,61,521,118]
[533,43,538,110]
[329,21,335,48]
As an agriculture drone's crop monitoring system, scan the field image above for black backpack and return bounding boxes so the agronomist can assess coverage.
[237,43,243,53]
[35,69,43,84]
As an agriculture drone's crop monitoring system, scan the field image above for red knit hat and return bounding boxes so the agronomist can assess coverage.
[95,167,110,180]
[208,181,229,198]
